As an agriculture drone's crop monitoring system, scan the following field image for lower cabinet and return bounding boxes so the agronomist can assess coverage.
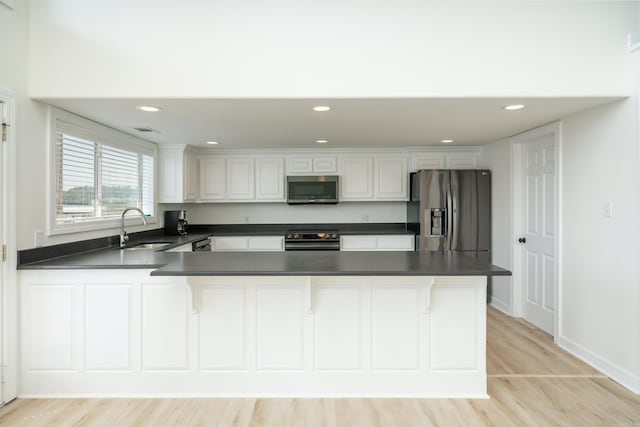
[19,271,487,397]
[340,235,415,251]
[211,236,284,252]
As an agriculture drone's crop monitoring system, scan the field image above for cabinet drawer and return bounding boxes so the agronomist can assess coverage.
[340,236,377,251]
[248,236,284,251]
[376,235,415,251]
[212,237,249,251]
[340,235,415,251]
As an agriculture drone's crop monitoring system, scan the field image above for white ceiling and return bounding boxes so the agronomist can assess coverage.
[42,97,620,149]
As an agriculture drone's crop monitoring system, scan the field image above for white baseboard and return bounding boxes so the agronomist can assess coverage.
[557,335,640,395]
[489,297,511,315]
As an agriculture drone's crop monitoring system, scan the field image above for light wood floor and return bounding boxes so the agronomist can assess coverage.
[1,307,639,426]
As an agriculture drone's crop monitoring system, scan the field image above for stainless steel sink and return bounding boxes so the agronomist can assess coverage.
[122,242,172,250]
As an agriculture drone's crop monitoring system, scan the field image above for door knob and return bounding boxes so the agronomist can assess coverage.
[518,237,526,244]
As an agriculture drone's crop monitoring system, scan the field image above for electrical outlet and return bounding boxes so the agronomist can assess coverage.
[34,230,44,247]
[243,216,250,224]
[362,213,369,223]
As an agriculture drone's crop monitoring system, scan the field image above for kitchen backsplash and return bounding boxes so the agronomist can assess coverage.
[159,202,406,225]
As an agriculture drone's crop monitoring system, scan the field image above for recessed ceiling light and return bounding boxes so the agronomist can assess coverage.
[205,141,221,145]
[313,106,331,112]
[136,105,162,112]
[441,139,454,144]
[316,139,328,144]
[503,104,525,111]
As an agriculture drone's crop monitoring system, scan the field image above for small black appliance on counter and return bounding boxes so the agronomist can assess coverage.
[164,210,188,235]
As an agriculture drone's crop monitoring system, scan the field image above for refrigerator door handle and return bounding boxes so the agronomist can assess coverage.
[446,183,454,250]
[449,171,458,251]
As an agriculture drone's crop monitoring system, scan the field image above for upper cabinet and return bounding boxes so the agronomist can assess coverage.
[374,156,408,200]
[340,156,373,200]
[158,145,198,203]
[159,148,479,204]
[199,156,284,202]
[410,150,479,172]
[255,158,285,201]
[286,156,337,175]
[340,155,408,201]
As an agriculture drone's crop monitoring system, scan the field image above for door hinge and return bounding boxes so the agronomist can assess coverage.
[1,123,7,143]
[2,245,6,262]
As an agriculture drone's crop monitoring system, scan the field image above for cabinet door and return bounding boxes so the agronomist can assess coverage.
[412,154,445,171]
[374,157,408,200]
[227,158,255,200]
[158,146,185,203]
[199,158,226,200]
[164,243,194,252]
[256,158,285,201]
[286,157,313,175]
[183,150,198,201]
[341,157,373,200]
[446,155,478,169]
[248,236,285,251]
[212,237,249,251]
[376,235,415,251]
[313,157,337,173]
[340,236,377,251]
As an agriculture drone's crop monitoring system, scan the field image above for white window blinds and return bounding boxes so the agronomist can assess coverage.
[55,129,154,225]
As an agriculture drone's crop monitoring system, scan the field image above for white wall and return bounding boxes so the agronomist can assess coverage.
[479,139,512,314]
[558,51,640,392]
[160,202,406,226]
[27,1,636,98]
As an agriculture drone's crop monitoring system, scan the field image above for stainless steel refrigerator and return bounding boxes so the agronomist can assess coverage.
[407,169,491,253]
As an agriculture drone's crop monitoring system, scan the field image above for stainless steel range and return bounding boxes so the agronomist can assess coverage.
[284,230,340,251]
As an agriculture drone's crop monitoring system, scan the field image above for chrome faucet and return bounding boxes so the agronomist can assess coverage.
[120,207,148,248]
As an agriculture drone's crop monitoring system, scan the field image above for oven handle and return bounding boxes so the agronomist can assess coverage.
[285,242,341,250]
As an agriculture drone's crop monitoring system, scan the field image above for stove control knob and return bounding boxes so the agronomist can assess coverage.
[286,234,293,239]
[331,233,337,239]
[293,234,300,239]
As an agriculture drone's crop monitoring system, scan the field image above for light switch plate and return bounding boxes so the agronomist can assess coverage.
[34,230,44,247]
[603,201,613,218]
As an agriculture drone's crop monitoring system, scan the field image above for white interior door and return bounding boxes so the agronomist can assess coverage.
[519,130,557,335]
[0,100,5,405]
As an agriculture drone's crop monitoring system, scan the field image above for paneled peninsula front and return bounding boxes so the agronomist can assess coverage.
[19,248,509,398]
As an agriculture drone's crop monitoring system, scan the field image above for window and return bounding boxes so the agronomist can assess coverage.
[50,108,156,234]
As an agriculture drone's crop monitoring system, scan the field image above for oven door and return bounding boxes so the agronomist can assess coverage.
[284,241,340,251]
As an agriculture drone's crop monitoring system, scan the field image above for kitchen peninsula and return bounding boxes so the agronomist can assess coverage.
[18,237,509,399]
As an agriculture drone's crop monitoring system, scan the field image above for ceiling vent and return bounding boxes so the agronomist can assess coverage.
[133,127,158,133]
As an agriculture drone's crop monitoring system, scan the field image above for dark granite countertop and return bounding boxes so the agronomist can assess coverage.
[192,223,413,236]
[18,233,211,269]
[17,223,510,277]
[149,251,510,277]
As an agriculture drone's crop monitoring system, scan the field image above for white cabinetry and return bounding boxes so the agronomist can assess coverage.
[255,158,285,201]
[446,154,478,169]
[199,158,226,200]
[410,150,479,172]
[226,158,255,200]
[211,236,284,252]
[374,156,408,200]
[19,271,487,397]
[340,155,408,201]
[340,156,373,200]
[412,153,446,171]
[340,235,415,251]
[158,145,198,203]
[286,156,337,175]
[199,156,284,202]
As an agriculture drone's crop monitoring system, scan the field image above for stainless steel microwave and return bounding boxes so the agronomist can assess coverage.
[286,176,339,204]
